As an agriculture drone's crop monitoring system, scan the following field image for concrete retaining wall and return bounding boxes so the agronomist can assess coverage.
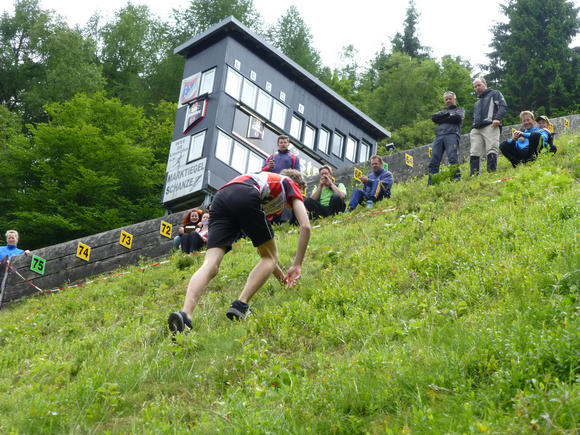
[1,211,188,305]
[314,113,580,189]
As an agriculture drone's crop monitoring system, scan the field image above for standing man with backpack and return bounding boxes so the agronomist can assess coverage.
[262,135,300,173]
[469,77,508,175]
[262,134,301,224]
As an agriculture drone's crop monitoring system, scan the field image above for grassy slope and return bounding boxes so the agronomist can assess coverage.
[0,135,578,434]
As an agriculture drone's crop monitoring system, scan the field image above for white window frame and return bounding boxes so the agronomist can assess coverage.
[332,131,344,158]
[187,130,206,162]
[215,131,233,164]
[241,79,257,109]
[271,99,287,128]
[256,89,272,119]
[231,142,249,173]
[247,152,263,173]
[318,127,330,154]
[199,68,216,95]
[290,115,303,140]
[345,136,357,162]
[225,67,242,100]
[359,140,371,163]
[303,124,316,149]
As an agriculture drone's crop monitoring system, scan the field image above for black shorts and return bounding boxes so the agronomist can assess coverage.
[207,182,274,252]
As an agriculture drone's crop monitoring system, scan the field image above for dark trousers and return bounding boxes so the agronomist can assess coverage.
[305,194,346,219]
[180,231,205,253]
[348,181,390,211]
[500,132,541,167]
[428,134,461,179]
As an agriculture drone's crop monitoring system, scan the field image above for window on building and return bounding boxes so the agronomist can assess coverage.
[256,89,272,119]
[318,127,330,154]
[345,136,357,162]
[303,124,316,149]
[332,131,344,158]
[270,99,287,129]
[231,142,248,173]
[290,115,303,140]
[359,140,371,162]
[199,68,216,95]
[248,152,263,173]
[215,131,232,164]
[225,67,242,100]
[187,130,206,162]
[216,130,268,174]
[241,79,257,108]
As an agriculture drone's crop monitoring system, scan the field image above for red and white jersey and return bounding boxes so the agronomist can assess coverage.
[222,172,303,217]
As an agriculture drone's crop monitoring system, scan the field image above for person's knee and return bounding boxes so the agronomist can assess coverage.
[304,197,317,210]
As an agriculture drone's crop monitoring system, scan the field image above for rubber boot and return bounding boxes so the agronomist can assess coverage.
[470,156,480,176]
[487,153,497,173]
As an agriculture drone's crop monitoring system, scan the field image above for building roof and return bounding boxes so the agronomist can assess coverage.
[174,16,390,140]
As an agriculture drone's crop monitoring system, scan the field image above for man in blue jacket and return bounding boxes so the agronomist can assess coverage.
[348,155,394,211]
[499,111,551,167]
[428,91,465,184]
[0,230,30,259]
[261,135,301,173]
[470,77,508,175]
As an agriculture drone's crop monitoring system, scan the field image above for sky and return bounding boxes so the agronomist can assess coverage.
[6,0,580,74]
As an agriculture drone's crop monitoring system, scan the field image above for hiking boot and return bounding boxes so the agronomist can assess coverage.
[168,311,192,334]
[226,300,251,321]
[487,153,498,172]
[470,156,480,176]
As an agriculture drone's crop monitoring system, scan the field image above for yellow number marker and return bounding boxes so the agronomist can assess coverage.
[77,242,91,261]
[160,221,173,239]
[120,230,133,249]
[405,153,413,167]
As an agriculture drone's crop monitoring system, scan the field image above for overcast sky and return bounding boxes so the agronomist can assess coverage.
[6,0,580,74]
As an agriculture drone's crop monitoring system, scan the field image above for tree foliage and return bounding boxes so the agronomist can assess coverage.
[390,0,430,59]
[174,0,262,40]
[267,6,322,76]
[0,93,170,249]
[487,0,580,115]
[0,0,104,123]
[97,4,179,107]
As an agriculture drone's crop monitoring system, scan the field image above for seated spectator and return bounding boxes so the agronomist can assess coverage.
[535,115,557,154]
[304,165,346,219]
[499,111,551,168]
[173,208,203,251]
[0,230,30,259]
[348,155,394,211]
[195,211,210,245]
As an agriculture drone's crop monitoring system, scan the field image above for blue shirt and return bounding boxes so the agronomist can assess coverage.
[509,127,550,150]
[0,245,25,258]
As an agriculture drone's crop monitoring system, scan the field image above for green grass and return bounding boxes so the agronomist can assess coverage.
[1,135,579,434]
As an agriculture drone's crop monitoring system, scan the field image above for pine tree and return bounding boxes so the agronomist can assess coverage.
[390,0,430,59]
[486,0,580,115]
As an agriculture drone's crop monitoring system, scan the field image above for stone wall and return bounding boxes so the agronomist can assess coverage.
[309,113,580,189]
[1,211,188,305]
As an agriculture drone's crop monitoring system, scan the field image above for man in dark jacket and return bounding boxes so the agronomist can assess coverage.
[469,77,508,175]
[428,91,465,184]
